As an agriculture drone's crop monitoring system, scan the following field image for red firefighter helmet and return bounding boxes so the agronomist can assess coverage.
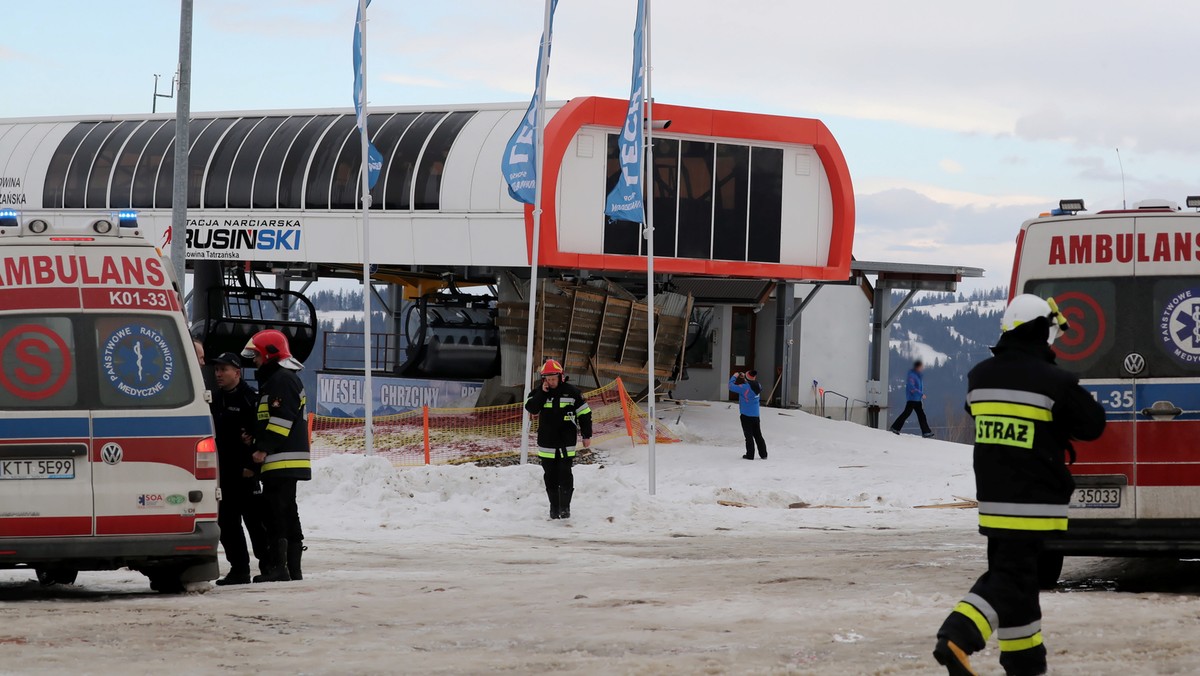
[241,329,304,370]
[540,359,564,376]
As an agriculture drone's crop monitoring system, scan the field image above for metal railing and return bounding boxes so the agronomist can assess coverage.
[820,390,870,422]
[322,331,403,372]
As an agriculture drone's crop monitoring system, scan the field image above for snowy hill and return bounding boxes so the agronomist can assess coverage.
[886,288,1008,441]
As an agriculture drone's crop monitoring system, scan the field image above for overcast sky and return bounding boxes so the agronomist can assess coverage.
[4,0,1199,291]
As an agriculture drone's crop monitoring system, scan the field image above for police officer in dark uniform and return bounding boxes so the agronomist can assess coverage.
[241,330,311,583]
[525,359,592,519]
[934,295,1106,676]
[209,352,269,586]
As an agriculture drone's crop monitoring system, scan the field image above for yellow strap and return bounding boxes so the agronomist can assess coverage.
[999,632,1044,652]
[952,602,993,641]
[261,459,311,472]
[577,405,591,415]
[265,423,291,437]
[979,514,1068,531]
[970,402,1052,422]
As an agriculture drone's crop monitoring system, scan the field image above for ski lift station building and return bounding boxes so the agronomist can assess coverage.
[0,96,980,423]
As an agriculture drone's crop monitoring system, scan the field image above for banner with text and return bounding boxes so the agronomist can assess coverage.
[316,372,483,418]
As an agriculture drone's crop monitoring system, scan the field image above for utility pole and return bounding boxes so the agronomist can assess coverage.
[169,0,193,291]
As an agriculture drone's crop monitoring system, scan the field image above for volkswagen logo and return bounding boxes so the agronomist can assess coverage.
[100,442,123,465]
[1124,353,1145,376]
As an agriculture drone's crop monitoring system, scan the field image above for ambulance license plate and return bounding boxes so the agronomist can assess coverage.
[0,458,75,480]
[1071,486,1121,508]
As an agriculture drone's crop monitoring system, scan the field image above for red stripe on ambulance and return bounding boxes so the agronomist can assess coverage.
[91,437,201,474]
[96,515,195,536]
[0,516,91,537]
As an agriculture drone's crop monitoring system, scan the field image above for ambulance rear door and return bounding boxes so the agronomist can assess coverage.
[1127,213,1200,520]
[81,246,216,538]
[1020,214,1137,520]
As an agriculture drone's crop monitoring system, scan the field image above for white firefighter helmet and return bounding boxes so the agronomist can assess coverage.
[1001,294,1070,344]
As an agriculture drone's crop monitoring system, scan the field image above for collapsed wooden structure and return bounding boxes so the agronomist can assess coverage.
[498,279,692,391]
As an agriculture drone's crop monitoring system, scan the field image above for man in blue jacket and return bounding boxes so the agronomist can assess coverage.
[729,370,767,460]
[891,360,934,438]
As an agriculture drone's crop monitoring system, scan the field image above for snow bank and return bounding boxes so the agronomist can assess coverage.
[299,404,977,542]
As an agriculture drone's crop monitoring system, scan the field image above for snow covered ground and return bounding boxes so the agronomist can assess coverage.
[4,406,1200,674]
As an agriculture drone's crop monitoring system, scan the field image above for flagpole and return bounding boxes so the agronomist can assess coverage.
[644,0,656,496]
[519,0,555,466]
[357,0,375,455]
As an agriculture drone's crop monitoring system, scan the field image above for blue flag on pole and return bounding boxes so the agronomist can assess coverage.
[353,0,383,189]
[501,0,560,205]
[605,0,646,224]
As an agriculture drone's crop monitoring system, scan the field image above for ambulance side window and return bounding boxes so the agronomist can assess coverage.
[0,317,80,410]
[94,315,193,409]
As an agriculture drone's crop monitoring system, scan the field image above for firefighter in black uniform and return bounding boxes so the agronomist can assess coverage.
[934,294,1106,676]
[525,359,592,519]
[241,330,311,583]
[209,352,269,586]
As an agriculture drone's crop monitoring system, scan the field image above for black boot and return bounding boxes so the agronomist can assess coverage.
[547,490,560,519]
[215,568,251,586]
[287,541,306,581]
[253,539,291,583]
[559,488,572,520]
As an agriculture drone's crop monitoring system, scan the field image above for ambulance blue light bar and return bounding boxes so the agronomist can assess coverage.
[117,210,138,227]
[0,209,18,228]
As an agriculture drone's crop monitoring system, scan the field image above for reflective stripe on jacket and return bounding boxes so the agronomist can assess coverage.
[967,334,1105,536]
[254,361,312,481]
[525,382,592,454]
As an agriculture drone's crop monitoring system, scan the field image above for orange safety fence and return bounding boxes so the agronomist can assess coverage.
[310,378,680,466]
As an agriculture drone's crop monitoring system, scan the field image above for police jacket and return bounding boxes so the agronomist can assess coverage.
[967,329,1105,537]
[525,381,592,458]
[253,361,311,481]
[210,379,259,485]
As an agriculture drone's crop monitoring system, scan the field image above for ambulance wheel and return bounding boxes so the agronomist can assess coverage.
[35,567,78,587]
[1037,551,1064,590]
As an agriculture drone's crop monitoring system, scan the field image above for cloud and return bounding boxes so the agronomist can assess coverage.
[939,159,964,174]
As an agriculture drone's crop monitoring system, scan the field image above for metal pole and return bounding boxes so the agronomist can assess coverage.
[644,0,656,495]
[357,0,375,455]
[169,0,192,290]
[519,0,555,466]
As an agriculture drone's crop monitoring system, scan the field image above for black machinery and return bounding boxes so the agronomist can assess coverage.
[400,281,499,380]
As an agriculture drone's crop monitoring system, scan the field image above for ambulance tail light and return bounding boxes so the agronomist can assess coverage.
[195,437,218,480]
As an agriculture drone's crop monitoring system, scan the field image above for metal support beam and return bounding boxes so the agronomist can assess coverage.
[773,281,793,407]
[787,284,824,327]
[885,289,919,327]
[369,282,392,316]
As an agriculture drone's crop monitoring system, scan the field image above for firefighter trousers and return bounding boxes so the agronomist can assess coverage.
[938,536,1047,675]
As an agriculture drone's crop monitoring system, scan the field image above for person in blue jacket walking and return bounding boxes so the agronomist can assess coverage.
[891,359,935,438]
[729,370,767,460]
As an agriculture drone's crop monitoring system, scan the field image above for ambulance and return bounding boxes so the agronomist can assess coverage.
[1010,197,1200,583]
[0,210,219,592]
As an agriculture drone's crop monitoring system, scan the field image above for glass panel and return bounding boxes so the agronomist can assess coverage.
[224,116,285,209]
[650,138,679,257]
[188,118,236,208]
[63,121,120,208]
[153,118,217,209]
[85,120,138,209]
[0,316,79,410]
[1026,278,1120,378]
[132,120,176,208]
[603,134,641,255]
[42,122,97,208]
[277,115,336,210]
[676,140,712,259]
[383,112,445,210]
[204,117,264,208]
[367,113,418,210]
[330,113,392,210]
[414,111,475,210]
[95,315,193,408]
[684,307,716,368]
[250,116,312,210]
[304,115,358,209]
[111,120,167,209]
[748,147,783,263]
[712,144,750,261]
